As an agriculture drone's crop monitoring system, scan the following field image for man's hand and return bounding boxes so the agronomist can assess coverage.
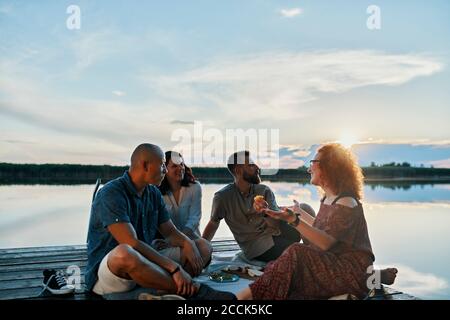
[172,266,198,296]
[181,240,204,276]
[253,197,268,213]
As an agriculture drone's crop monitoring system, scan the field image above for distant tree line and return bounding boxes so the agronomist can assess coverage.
[1,162,450,184]
[369,161,431,168]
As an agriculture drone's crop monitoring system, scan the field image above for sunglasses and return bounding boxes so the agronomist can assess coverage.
[309,160,321,166]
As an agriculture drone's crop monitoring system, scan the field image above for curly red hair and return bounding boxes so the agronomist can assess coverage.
[316,143,364,200]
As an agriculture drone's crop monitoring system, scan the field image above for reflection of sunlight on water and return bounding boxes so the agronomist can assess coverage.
[366,202,450,209]
[376,264,449,299]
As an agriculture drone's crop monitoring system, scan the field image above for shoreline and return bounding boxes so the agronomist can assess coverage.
[1,162,450,185]
[1,177,450,185]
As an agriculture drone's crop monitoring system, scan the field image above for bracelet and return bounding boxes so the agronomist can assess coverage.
[169,266,180,276]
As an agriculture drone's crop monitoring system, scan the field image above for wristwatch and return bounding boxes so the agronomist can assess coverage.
[169,265,180,276]
[289,213,301,227]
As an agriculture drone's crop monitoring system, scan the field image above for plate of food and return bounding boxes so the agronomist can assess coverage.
[208,271,240,283]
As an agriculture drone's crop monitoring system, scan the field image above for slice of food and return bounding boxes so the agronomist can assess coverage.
[247,268,264,277]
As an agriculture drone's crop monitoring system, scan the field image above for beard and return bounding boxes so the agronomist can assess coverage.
[243,171,261,184]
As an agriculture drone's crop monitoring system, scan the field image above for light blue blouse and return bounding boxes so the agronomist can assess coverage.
[162,181,202,237]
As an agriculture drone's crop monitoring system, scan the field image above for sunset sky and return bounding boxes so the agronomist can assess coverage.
[1,0,449,168]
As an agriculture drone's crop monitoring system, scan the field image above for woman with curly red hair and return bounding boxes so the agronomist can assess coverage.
[237,143,396,300]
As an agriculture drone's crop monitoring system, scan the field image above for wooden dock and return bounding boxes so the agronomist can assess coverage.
[0,240,417,300]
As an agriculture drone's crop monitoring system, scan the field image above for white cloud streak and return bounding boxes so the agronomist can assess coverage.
[0,50,445,164]
[145,50,443,122]
[112,90,126,97]
[280,8,303,18]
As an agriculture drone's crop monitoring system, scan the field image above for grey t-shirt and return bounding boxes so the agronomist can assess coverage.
[211,183,280,259]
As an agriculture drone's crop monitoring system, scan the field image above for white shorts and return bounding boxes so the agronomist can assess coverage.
[92,247,182,296]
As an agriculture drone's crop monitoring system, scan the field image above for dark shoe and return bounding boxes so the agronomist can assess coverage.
[42,269,75,295]
[189,284,237,300]
[139,292,186,300]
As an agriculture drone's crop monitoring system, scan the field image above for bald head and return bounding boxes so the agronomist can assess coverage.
[128,143,167,187]
[130,143,164,170]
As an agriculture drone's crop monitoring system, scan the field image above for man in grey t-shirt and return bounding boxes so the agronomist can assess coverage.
[202,151,315,262]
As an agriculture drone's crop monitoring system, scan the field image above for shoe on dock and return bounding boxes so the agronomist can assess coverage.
[42,269,75,295]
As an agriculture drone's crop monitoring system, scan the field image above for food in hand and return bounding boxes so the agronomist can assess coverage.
[254,195,265,202]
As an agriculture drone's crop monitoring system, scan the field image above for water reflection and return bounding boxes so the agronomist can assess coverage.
[0,182,449,299]
[376,264,449,299]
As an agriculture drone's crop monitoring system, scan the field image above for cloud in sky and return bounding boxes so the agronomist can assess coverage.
[0,3,12,15]
[112,90,126,97]
[427,158,450,168]
[146,50,443,123]
[275,142,450,169]
[279,8,303,18]
[170,120,195,125]
[0,48,445,165]
[70,30,118,73]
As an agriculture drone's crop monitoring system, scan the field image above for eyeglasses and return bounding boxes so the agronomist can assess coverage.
[309,160,320,167]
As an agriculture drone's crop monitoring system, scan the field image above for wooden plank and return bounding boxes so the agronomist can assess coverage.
[0,287,88,300]
[0,245,87,255]
[0,261,88,273]
[0,267,87,281]
[213,247,240,252]
[0,248,87,260]
[0,276,86,291]
[0,255,87,267]
[0,248,237,266]
[0,240,237,255]
[0,240,237,263]
[28,292,102,300]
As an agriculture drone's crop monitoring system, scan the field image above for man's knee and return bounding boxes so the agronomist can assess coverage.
[299,203,316,217]
[194,238,212,263]
[108,244,140,272]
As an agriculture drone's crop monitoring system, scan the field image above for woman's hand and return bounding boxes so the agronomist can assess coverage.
[264,208,296,224]
[280,200,301,213]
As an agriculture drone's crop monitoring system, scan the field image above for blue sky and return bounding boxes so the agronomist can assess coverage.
[1,0,449,167]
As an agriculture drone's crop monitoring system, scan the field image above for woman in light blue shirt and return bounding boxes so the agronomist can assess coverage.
[158,151,202,240]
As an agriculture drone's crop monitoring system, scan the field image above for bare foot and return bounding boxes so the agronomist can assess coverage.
[380,268,398,285]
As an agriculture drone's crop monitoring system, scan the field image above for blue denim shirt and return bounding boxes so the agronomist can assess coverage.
[85,171,170,291]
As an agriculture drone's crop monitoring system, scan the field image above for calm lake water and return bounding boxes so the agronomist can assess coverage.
[1,181,449,299]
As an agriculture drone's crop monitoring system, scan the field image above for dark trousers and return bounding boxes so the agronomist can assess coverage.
[254,222,301,262]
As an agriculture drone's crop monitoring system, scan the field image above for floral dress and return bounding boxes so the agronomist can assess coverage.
[249,196,375,300]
